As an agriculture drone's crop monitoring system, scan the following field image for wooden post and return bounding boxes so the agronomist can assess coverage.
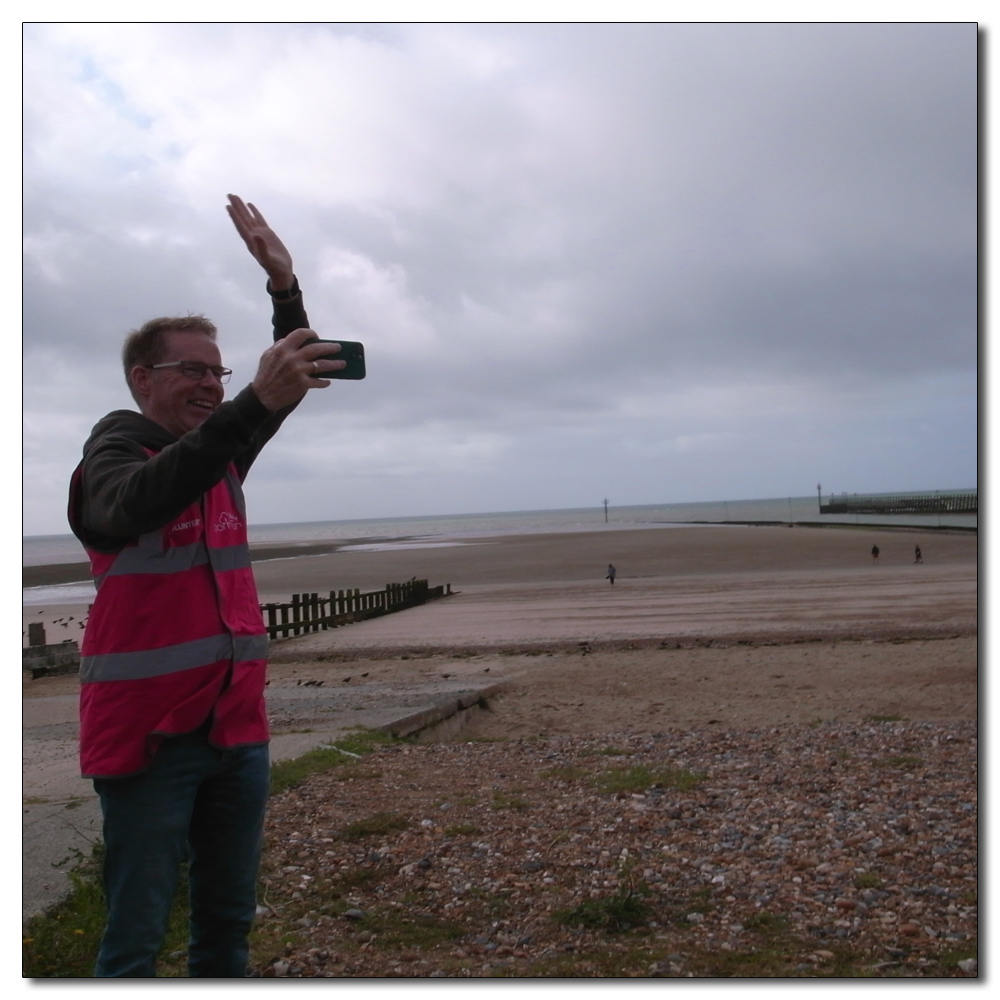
[259,579,452,642]
[28,622,46,646]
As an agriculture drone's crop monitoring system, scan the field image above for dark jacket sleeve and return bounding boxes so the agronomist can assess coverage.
[75,280,311,548]
[231,278,312,479]
[76,389,277,546]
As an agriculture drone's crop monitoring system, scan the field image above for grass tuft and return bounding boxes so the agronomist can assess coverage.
[878,755,923,770]
[269,729,395,796]
[340,811,410,840]
[491,791,530,811]
[553,884,651,932]
[744,911,789,933]
[854,873,884,890]
[591,764,704,795]
[444,823,479,836]
[540,765,591,782]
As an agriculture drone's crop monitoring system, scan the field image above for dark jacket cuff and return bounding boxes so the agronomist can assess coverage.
[267,276,300,301]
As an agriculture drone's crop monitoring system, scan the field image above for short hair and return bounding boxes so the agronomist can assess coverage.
[122,315,218,403]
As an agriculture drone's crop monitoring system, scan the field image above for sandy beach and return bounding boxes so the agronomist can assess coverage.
[25,524,976,732]
[22,523,976,648]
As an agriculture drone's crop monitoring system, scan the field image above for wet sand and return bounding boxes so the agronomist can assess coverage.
[23,524,976,649]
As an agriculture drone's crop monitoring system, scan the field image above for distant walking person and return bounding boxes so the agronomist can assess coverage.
[606,564,617,585]
[871,544,880,562]
[914,545,923,564]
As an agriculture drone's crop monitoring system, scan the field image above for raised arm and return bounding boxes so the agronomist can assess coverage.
[226,193,295,292]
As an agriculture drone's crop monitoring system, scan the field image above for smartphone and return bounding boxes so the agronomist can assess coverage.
[303,338,366,380]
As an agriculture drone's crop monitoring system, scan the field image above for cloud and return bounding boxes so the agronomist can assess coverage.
[22,22,977,535]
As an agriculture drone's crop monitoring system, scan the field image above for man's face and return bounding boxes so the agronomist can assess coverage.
[133,331,226,438]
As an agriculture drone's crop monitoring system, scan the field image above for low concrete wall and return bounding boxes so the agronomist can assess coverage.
[23,642,80,680]
[377,685,504,740]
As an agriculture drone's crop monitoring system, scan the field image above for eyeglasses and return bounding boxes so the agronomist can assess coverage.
[147,361,233,384]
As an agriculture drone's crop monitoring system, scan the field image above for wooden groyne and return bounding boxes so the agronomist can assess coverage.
[23,581,454,676]
[261,580,453,640]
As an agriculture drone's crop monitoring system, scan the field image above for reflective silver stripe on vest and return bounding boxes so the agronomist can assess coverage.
[207,544,253,572]
[226,469,248,521]
[100,539,250,577]
[234,633,269,662]
[103,540,210,577]
[80,632,269,683]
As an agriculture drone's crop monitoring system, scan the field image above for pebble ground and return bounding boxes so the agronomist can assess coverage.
[251,720,978,978]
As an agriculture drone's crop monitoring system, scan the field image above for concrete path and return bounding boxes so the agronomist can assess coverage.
[23,678,499,922]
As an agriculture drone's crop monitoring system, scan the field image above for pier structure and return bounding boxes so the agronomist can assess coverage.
[819,491,977,516]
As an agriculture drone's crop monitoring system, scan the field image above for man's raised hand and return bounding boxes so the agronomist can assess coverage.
[226,194,295,292]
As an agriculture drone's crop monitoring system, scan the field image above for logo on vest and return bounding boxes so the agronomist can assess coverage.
[171,518,201,532]
[215,512,243,531]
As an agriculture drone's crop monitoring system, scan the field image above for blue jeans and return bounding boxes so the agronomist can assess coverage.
[92,732,269,978]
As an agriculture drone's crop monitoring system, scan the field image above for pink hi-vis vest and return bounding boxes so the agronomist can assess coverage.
[78,460,268,778]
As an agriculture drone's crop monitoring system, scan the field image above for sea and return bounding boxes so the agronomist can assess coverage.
[23,491,976,607]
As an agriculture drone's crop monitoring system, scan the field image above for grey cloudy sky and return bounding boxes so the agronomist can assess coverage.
[22,21,977,536]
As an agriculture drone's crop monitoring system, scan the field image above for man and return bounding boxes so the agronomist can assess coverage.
[67,196,343,977]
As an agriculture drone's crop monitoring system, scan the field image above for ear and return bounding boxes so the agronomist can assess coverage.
[130,364,153,399]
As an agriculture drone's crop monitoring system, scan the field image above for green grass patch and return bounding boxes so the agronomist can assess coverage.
[540,765,591,782]
[491,791,530,811]
[591,764,705,795]
[553,884,651,932]
[854,873,884,890]
[23,845,190,978]
[331,866,383,891]
[444,823,479,837]
[340,811,410,840]
[923,936,978,974]
[490,944,655,978]
[659,886,715,926]
[357,909,466,949]
[686,945,800,978]
[676,911,818,978]
[744,911,790,934]
[269,729,395,796]
[491,923,891,979]
[878,755,923,770]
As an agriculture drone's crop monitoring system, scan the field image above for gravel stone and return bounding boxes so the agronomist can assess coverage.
[254,721,977,978]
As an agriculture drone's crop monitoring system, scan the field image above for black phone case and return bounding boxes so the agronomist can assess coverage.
[305,338,366,380]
